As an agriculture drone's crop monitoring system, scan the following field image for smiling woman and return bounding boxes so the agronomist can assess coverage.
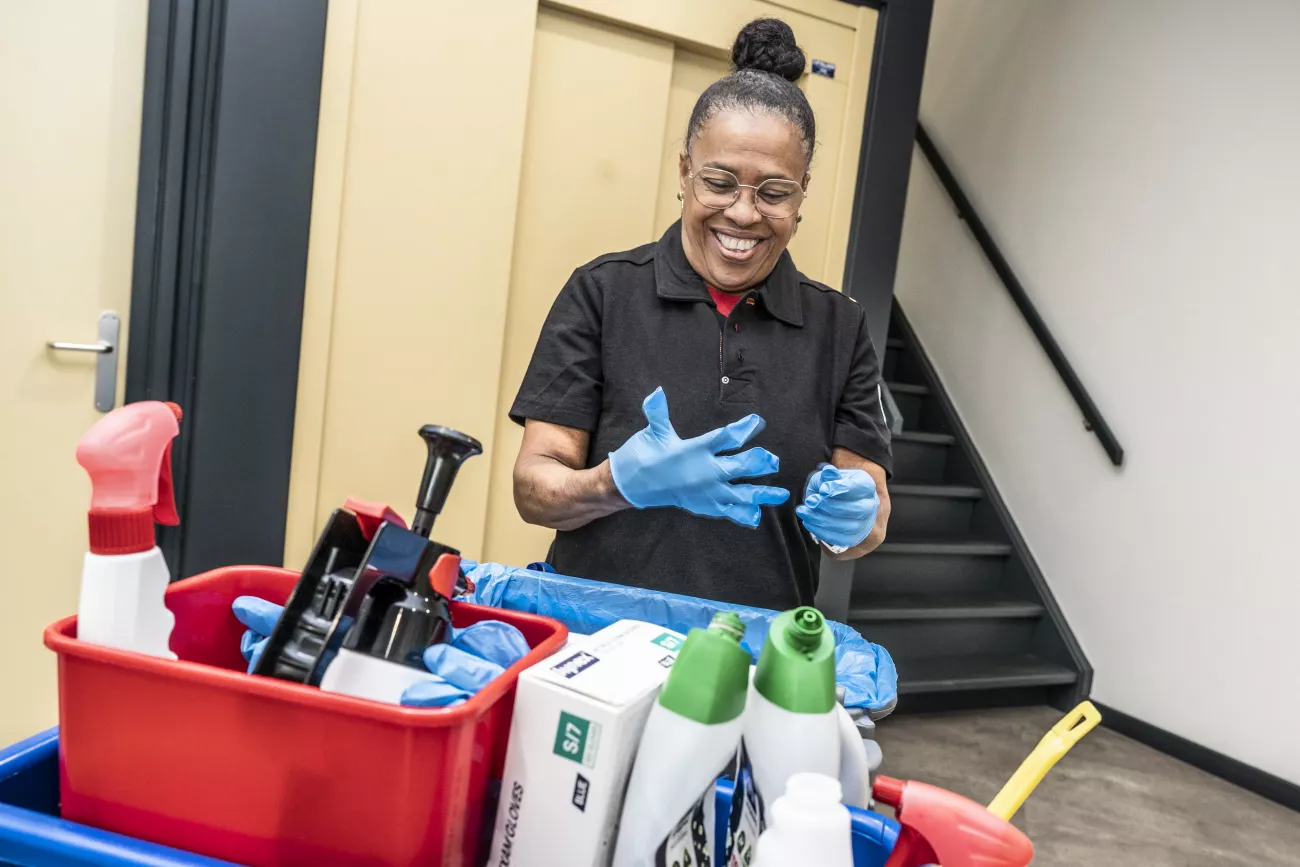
[680,18,813,292]
[508,18,894,611]
[680,110,807,292]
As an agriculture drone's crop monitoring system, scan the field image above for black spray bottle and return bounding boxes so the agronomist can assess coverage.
[254,425,481,704]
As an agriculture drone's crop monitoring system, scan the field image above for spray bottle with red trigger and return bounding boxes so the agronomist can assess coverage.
[75,401,183,658]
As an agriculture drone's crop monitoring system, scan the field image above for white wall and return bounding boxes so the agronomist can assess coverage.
[896,0,1300,784]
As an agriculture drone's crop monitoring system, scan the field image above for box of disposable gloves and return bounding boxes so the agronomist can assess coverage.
[487,620,685,867]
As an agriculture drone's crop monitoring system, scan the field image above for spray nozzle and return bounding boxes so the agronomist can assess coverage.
[255,422,483,685]
[76,401,183,554]
[411,425,482,538]
[787,606,825,652]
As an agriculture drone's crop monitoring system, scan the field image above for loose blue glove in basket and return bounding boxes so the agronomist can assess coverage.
[232,596,530,707]
[460,561,898,718]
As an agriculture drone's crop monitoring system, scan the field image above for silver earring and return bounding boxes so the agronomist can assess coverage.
[676,190,683,201]
[795,214,803,224]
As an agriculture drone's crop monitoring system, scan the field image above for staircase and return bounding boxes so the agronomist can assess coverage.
[851,303,1091,712]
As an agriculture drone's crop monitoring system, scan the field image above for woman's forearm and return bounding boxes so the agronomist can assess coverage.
[514,455,630,531]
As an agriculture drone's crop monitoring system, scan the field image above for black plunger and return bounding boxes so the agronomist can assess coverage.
[410,425,483,538]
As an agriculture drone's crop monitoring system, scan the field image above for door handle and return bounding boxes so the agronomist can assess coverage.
[48,341,111,353]
[47,311,121,412]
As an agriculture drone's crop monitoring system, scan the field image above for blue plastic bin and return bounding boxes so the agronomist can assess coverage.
[0,728,241,867]
[1,730,898,867]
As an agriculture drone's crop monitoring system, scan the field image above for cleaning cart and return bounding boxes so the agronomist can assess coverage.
[2,731,903,867]
[0,401,1098,866]
[0,703,1100,867]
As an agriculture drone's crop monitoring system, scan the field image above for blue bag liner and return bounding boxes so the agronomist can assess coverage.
[462,561,898,714]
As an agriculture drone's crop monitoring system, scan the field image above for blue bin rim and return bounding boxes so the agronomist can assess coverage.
[2,731,898,867]
[0,727,244,867]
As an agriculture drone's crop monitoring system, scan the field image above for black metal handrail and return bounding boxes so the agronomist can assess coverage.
[914,122,1125,467]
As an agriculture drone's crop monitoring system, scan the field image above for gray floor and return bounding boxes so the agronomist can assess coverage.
[873,706,1300,867]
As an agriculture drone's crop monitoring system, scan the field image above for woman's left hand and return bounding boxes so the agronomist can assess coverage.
[795,464,879,550]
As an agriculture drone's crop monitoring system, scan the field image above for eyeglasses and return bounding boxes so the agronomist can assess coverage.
[687,166,807,220]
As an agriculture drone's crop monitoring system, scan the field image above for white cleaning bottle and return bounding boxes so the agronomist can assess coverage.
[75,401,183,658]
[728,607,840,867]
[612,612,751,867]
[751,773,853,867]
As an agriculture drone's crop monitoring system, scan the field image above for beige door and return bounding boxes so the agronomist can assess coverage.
[286,0,877,573]
[481,8,679,563]
[0,1,147,744]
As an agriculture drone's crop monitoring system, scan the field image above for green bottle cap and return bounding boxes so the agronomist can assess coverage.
[709,611,745,642]
[754,606,836,714]
[657,612,751,724]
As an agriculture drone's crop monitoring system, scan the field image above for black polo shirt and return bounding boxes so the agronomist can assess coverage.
[510,221,892,610]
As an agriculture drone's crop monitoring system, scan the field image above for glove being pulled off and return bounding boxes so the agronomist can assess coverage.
[795,464,879,551]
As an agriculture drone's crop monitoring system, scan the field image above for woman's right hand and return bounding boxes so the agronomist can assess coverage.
[608,387,789,528]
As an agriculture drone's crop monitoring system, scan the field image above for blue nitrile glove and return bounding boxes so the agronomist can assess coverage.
[400,621,533,707]
[232,596,305,673]
[795,464,879,551]
[232,597,529,707]
[608,387,789,528]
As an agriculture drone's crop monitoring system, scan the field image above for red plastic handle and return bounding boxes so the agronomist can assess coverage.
[344,496,408,540]
[427,552,460,600]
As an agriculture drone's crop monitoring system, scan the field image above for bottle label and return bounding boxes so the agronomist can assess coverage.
[726,740,764,867]
[654,787,714,867]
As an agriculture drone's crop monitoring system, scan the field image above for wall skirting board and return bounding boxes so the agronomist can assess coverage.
[1093,702,1299,813]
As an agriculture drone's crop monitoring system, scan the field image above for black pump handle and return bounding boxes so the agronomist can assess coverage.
[411,425,482,538]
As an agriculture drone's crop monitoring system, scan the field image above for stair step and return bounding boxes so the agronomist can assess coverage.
[853,539,1012,597]
[895,654,1078,695]
[855,594,1045,661]
[887,381,929,396]
[893,431,954,446]
[888,485,983,536]
[851,595,1044,621]
[890,484,982,499]
[877,540,1011,556]
[890,432,955,483]
[888,381,947,433]
[882,339,911,382]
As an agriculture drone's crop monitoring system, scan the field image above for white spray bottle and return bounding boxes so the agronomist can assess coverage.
[612,612,751,867]
[75,401,182,658]
[728,606,867,866]
[751,773,853,867]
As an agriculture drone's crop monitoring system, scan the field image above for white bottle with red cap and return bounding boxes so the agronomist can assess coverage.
[75,401,183,658]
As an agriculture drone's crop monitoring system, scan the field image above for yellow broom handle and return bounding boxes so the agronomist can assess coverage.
[987,701,1102,821]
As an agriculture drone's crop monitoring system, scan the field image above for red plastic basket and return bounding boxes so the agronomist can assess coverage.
[43,565,568,867]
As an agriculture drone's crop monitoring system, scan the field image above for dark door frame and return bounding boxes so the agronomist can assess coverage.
[817,0,934,621]
[126,0,931,583]
[842,0,934,350]
[126,0,328,577]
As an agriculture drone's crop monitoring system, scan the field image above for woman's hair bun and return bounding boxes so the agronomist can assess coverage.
[731,18,805,83]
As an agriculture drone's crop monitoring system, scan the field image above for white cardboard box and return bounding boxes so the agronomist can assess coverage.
[487,620,686,867]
